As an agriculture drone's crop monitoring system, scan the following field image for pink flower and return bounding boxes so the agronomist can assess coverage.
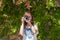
[25,2,29,7]
[15,1,19,6]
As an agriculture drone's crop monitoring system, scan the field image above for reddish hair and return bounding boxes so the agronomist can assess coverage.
[23,11,34,27]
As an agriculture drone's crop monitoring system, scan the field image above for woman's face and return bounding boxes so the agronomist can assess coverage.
[23,12,32,22]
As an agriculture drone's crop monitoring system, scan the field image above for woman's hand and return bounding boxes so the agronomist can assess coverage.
[24,18,32,27]
[21,17,24,24]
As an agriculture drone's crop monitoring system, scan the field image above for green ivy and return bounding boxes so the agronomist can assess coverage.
[0,0,60,40]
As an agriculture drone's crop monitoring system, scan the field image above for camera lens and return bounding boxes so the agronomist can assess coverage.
[25,16,29,20]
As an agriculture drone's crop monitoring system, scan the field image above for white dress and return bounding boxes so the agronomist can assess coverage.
[20,24,38,40]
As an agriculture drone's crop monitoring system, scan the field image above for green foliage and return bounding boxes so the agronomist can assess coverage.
[0,0,60,40]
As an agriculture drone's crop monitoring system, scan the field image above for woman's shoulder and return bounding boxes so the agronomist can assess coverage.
[34,23,38,29]
[34,23,38,26]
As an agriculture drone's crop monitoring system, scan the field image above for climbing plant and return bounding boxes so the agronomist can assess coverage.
[0,0,60,40]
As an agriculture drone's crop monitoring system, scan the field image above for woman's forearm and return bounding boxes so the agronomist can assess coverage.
[29,23,36,34]
[31,26,36,34]
[20,23,24,36]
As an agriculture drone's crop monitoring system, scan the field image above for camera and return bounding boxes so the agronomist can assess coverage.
[24,16,30,20]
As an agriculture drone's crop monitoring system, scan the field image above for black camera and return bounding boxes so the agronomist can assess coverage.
[24,16,30,20]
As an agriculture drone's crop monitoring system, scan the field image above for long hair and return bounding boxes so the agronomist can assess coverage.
[23,11,34,27]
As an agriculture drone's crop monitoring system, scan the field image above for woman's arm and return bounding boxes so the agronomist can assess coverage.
[31,25,38,34]
[28,23,38,34]
[19,23,24,36]
[19,17,24,36]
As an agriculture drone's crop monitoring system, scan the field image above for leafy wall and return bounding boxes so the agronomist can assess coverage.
[0,0,60,40]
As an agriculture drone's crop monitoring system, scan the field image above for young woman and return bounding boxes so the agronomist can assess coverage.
[19,11,38,40]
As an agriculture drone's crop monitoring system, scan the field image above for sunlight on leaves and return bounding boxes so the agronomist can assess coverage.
[58,20,60,25]
[10,28,17,34]
[2,14,8,18]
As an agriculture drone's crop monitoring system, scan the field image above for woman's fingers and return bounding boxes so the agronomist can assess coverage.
[23,17,30,24]
[21,17,24,23]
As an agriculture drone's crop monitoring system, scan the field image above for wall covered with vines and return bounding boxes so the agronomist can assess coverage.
[0,0,60,40]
